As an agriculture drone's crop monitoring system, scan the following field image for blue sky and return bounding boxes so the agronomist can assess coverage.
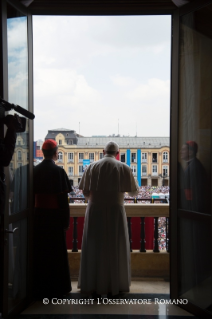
[32,15,171,140]
[7,16,28,109]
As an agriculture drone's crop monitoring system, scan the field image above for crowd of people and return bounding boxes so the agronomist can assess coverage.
[69,185,170,201]
[69,185,169,251]
[158,217,167,250]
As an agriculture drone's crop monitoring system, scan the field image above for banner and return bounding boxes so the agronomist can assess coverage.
[83,159,90,171]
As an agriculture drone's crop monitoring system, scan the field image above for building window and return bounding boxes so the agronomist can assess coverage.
[68,167,73,176]
[152,165,158,175]
[18,151,22,161]
[142,165,147,176]
[163,152,168,163]
[79,165,83,175]
[121,153,125,162]
[131,153,136,163]
[142,153,147,163]
[163,166,168,176]
[79,153,84,162]
[59,139,62,145]
[66,139,73,145]
[68,152,74,162]
[18,140,21,145]
[152,153,157,162]
[89,153,94,162]
[58,152,63,161]
[18,163,22,168]
[99,152,103,159]
[130,165,136,176]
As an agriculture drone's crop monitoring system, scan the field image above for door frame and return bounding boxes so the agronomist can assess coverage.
[170,1,212,318]
[0,0,34,317]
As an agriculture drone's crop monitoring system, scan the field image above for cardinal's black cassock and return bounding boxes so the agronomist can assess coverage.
[33,159,72,298]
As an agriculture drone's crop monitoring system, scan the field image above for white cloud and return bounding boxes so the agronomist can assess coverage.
[111,75,136,87]
[34,67,103,139]
[32,15,171,140]
[7,17,27,55]
[35,68,101,105]
[126,78,170,101]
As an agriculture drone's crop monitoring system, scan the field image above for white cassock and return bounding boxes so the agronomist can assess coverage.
[78,154,139,295]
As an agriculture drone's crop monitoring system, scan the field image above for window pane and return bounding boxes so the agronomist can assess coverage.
[68,153,73,160]
[10,132,29,214]
[142,165,147,173]
[178,6,212,312]
[7,15,28,109]
[131,153,136,162]
[58,152,63,160]
[89,153,94,160]
[121,153,125,162]
[7,10,29,216]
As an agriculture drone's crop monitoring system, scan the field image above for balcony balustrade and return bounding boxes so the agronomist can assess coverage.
[152,172,158,176]
[69,201,169,252]
[68,199,169,279]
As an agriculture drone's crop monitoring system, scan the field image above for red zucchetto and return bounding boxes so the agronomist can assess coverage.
[186,141,198,154]
[42,139,58,150]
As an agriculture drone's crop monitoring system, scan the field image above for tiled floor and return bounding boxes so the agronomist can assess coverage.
[19,281,198,319]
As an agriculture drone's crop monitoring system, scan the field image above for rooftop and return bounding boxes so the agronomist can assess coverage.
[50,128,74,131]
[77,136,169,148]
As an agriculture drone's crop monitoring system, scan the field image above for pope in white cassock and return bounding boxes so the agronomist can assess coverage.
[78,141,139,296]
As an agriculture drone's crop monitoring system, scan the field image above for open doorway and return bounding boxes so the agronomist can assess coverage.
[32,14,171,309]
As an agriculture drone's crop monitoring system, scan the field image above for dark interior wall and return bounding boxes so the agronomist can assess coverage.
[25,0,177,15]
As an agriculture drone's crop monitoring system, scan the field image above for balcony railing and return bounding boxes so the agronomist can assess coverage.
[141,159,147,163]
[69,200,169,254]
[163,159,168,163]
[152,172,158,176]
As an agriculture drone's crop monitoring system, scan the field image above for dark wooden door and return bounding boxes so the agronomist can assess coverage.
[0,0,34,317]
[170,2,212,318]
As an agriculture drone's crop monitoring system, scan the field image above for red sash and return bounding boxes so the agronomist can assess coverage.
[35,194,59,209]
